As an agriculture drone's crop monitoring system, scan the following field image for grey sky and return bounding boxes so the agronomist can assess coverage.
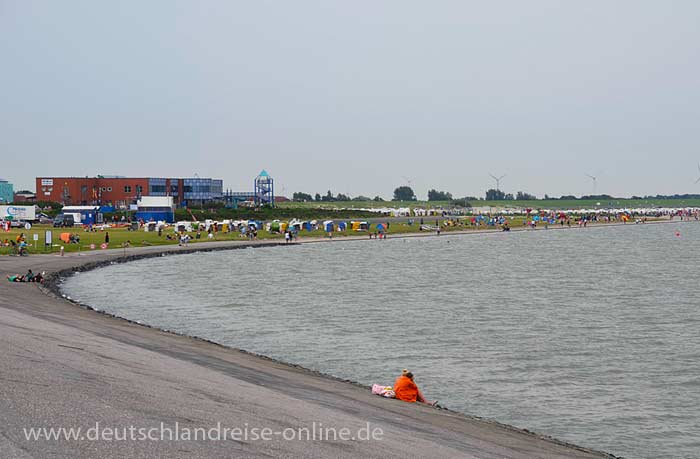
[2,1,699,199]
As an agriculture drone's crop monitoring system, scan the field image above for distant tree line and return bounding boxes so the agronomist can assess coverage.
[427,189,452,201]
[292,191,384,202]
[292,188,700,204]
[633,194,700,200]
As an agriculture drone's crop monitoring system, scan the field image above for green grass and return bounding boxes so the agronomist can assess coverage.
[0,218,530,255]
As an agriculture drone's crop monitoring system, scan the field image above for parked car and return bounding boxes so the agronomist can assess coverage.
[38,213,53,224]
[53,214,75,227]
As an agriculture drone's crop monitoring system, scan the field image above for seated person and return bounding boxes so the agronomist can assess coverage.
[25,269,34,282]
[393,369,437,406]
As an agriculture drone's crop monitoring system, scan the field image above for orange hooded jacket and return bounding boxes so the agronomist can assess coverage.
[393,375,419,403]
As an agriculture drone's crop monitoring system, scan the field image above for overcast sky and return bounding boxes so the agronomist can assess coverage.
[2,1,699,199]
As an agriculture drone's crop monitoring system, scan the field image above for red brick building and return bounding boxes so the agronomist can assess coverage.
[36,176,224,208]
[37,177,150,208]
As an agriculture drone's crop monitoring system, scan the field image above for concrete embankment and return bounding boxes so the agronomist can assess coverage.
[0,239,617,459]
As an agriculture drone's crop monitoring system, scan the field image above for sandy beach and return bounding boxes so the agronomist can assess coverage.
[0,233,623,459]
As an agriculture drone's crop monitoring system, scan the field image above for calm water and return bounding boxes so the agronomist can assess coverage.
[63,223,700,458]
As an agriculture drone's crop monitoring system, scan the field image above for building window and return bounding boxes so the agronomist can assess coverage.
[124,186,132,193]
[107,187,112,192]
[136,185,143,193]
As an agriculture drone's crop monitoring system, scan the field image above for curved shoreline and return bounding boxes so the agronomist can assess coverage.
[0,226,666,458]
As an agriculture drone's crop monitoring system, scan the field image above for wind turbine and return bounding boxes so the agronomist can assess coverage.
[489,173,506,192]
[694,163,700,184]
[585,173,597,195]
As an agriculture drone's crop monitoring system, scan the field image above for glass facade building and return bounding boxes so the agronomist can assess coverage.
[148,178,168,196]
[183,178,223,201]
[0,179,14,203]
[147,177,224,206]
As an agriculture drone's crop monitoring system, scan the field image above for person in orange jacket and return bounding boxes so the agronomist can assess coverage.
[393,369,437,405]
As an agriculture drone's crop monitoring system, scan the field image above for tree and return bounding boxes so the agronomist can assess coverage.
[292,192,313,202]
[516,191,537,200]
[336,193,351,201]
[373,195,385,202]
[393,186,416,201]
[321,190,335,202]
[485,188,506,200]
[352,195,371,201]
[314,193,321,202]
[427,189,453,201]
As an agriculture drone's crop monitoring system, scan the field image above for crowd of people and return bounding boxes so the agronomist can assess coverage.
[1,233,29,256]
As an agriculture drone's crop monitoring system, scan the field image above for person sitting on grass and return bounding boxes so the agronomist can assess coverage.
[393,369,437,406]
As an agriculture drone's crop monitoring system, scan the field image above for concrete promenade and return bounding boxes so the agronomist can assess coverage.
[0,234,619,458]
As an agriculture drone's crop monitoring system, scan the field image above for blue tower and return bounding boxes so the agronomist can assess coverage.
[254,170,274,207]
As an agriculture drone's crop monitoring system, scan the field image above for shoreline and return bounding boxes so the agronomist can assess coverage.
[1,222,681,458]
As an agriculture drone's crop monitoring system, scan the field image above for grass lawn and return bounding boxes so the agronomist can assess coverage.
[0,218,530,255]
